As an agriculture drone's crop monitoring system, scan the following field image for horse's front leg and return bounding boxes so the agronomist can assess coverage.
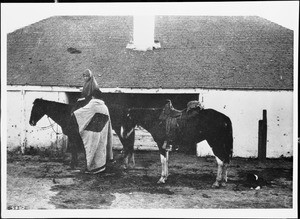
[80,149,87,173]
[125,133,135,169]
[157,148,169,184]
[69,141,78,169]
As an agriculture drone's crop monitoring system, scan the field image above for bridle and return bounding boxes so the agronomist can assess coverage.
[35,116,63,135]
[31,101,63,135]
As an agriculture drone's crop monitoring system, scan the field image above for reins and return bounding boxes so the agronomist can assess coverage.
[47,117,63,135]
[35,116,63,135]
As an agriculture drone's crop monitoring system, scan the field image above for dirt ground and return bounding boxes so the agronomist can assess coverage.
[6,148,293,211]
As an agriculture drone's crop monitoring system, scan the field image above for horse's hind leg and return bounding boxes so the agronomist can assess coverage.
[212,156,229,188]
[118,129,135,169]
[212,156,224,188]
[221,163,228,186]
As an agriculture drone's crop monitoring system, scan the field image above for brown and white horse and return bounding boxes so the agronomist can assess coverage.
[120,100,233,188]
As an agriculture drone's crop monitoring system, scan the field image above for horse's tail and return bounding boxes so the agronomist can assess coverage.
[224,117,233,163]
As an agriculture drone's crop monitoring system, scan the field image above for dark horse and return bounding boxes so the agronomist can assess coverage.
[29,98,135,169]
[120,100,233,187]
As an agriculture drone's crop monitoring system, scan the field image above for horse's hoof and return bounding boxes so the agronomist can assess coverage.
[220,182,226,187]
[212,182,220,188]
[120,164,128,170]
[128,164,135,169]
[157,178,166,184]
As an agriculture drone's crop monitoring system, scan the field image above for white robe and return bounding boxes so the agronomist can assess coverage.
[74,99,113,173]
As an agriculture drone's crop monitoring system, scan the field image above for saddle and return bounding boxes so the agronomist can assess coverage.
[187,100,204,112]
[159,99,183,120]
[160,99,203,120]
[159,99,203,145]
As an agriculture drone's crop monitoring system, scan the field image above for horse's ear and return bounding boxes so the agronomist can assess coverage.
[33,98,42,104]
[164,99,173,108]
[125,108,130,113]
[164,99,172,106]
[125,108,131,117]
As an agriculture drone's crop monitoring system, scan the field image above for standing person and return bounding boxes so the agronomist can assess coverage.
[73,69,99,112]
[73,89,114,174]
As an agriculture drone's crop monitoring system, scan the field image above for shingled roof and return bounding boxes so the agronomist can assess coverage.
[7,16,293,90]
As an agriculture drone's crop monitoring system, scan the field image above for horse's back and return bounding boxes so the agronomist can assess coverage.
[182,108,232,143]
[196,109,231,127]
[200,108,229,118]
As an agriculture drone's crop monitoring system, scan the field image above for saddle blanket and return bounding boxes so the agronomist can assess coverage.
[74,99,113,173]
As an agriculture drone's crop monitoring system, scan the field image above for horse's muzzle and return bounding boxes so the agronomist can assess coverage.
[29,120,36,126]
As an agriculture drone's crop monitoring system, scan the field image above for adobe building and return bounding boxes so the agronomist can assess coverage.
[7,16,293,158]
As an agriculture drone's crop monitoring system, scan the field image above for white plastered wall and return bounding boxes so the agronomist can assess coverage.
[6,90,69,152]
[6,87,293,158]
[197,89,293,158]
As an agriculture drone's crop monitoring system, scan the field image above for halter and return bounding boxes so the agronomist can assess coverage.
[35,116,63,135]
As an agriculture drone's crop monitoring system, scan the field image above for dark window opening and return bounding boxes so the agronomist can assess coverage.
[66,92,199,109]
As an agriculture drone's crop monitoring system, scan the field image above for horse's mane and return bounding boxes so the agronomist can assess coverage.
[128,107,162,111]
[33,98,70,107]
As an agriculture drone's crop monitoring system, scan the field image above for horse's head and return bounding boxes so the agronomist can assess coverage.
[29,99,46,126]
[159,99,173,120]
[120,108,137,139]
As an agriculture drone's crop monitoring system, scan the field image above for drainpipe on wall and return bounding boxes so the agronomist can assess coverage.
[20,89,27,154]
